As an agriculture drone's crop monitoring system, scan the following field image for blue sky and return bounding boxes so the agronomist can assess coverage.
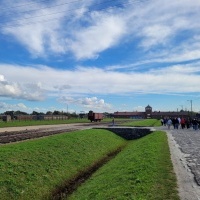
[1,0,200,114]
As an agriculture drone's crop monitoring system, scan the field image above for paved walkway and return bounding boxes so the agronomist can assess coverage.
[158,126,200,200]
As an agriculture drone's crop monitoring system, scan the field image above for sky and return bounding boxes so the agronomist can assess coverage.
[0,0,200,114]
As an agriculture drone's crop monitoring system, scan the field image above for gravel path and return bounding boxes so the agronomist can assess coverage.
[159,126,200,200]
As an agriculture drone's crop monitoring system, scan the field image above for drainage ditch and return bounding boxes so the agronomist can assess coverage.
[50,146,125,200]
[50,127,152,200]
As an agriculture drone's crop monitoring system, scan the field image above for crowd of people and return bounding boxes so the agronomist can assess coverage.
[160,117,199,130]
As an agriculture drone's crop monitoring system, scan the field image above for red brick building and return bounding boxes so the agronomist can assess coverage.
[114,105,190,119]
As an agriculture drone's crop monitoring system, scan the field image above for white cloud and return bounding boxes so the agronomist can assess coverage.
[1,63,200,101]
[2,0,93,57]
[140,25,172,48]
[124,0,200,57]
[0,102,27,112]
[133,106,145,112]
[1,0,200,104]
[1,0,200,61]
[67,12,126,59]
[149,63,200,74]
[17,103,27,109]
[59,96,112,111]
[0,75,5,81]
[3,15,63,57]
[0,73,45,101]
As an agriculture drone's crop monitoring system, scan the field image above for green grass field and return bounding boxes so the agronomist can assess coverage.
[120,119,161,127]
[0,118,161,128]
[0,118,131,128]
[0,129,125,199]
[68,131,179,200]
[0,118,89,128]
[0,128,178,200]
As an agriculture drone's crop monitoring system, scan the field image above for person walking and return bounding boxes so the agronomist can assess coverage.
[180,117,186,129]
[160,118,164,126]
[172,117,176,129]
[112,117,115,126]
[186,118,191,129]
[192,118,198,130]
[175,118,179,129]
[167,118,172,130]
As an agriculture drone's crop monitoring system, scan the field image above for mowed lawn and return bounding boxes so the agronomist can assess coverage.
[68,131,179,200]
[0,118,90,128]
[120,119,161,127]
[0,118,129,128]
[0,129,179,200]
[0,129,126,199]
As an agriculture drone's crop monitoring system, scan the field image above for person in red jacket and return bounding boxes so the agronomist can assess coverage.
[180,117,186,129]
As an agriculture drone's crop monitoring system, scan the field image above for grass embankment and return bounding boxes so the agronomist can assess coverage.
[121,119,161,127]
[0,129,126,200]
[0,128,178,200]
[69,131,179,200]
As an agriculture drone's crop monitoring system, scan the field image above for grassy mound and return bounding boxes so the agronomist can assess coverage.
[0,129,126,200]
[68,131,179,200]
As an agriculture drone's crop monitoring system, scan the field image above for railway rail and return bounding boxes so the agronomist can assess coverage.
[0,127,80,144]
[0,120,131,144]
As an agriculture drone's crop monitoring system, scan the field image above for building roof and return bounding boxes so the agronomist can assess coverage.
[145,105,152,109]
[114,111,145,116]
[151,111,190,116]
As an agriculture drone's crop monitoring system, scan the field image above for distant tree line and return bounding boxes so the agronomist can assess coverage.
[1,110,79,118]
[1,110,113,120]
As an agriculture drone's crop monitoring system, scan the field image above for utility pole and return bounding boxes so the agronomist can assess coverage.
[187,100,193,113]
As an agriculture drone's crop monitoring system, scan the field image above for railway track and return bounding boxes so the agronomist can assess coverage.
[0,127,80,144]
[0,120,130,144]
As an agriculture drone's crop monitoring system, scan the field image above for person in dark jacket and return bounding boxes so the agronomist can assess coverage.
[192,118,198,130]
[185,118,191,129]
[172,118,176,129]
[175,118,179,129]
